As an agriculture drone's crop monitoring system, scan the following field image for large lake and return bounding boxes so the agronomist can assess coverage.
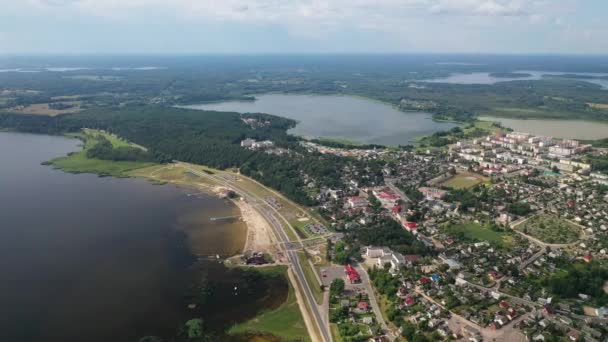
[0,132,256,342]
[423,71,608,89]
[182,94,458,146]
[479,116,608,139]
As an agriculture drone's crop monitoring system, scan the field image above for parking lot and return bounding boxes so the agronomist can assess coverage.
[319,265,367,293]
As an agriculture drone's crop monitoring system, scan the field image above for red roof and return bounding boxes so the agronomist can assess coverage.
[405,222,418,228]
[419,277,431,284]
[404,297,415,306]
[583,254,593,263]
[499,301,510,309]
[358,301,369,310]
[345,264,360,283]
[377,192,400,200]
[392,205,402,213]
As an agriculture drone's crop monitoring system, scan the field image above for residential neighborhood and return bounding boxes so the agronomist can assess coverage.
[303,130,607,342]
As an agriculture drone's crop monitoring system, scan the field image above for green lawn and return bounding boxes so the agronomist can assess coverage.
[446,223,514,249]
[229,266,310,341]
[330,324,343,342]
[297,252,324,304]
[47,129,155,177]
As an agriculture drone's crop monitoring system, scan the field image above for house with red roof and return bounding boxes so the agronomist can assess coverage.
[583,254,593,263]
[345,264,361,284]
[403,296,415,307]
[419,277,432,285]
[357,301,369,311]
[403,221,418,233]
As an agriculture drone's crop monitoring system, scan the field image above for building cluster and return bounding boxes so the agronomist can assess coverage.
[321,130,607,341]
[240,138,275,150]
[453,132,593,176]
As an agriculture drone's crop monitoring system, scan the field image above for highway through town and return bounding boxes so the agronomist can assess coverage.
[178,163,332,342]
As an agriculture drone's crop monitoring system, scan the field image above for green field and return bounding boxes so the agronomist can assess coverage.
[228,266,310,341]
[48,129,155,177]
[297,252,324,304]
[440,172,487,189]
[446,222,514,249]
[517,215,580,244]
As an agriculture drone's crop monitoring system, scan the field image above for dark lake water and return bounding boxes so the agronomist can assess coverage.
[182,94,458,146]
[0,132,255,342]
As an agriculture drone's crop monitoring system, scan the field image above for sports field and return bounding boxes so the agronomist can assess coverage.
[440,172,488,189]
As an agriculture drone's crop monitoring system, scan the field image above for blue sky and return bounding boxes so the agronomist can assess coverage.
[1,0,607,54]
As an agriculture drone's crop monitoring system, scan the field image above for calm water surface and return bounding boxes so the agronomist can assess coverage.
[424,70,608,89]
[0,132,247,342]
[479,117,608,139]
[183,94,458,146]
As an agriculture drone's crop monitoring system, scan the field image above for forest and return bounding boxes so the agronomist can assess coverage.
[2,55,608,124]
[0,106,382,206]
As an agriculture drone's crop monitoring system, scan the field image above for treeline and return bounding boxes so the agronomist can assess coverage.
[0,106,364,205]
[86,135,170,163]
[308,138,385,150]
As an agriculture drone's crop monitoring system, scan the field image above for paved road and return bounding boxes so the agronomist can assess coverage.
[460,279,537,307]
[384,178,411,203]
[357,264,396,341]
[180,163,332,342]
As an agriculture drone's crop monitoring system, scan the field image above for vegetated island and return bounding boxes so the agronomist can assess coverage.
[489,72,533,78]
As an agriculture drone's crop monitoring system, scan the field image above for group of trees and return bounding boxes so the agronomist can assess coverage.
[86,135,160,162]
[332,241,361,265]
[356,218,428,256]
[544,261,608,306]
[506,202,532,216]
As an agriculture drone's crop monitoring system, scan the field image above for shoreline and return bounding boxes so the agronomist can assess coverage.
[231,196,277,255]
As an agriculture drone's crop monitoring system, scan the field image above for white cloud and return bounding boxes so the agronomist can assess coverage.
[22,0,537,21]
[2,0,603,53]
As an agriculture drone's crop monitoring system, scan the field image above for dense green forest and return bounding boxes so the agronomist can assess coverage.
[2,55,608,124]
[0,106,383,205]
[544,261,608,306]
[343,218,428,257]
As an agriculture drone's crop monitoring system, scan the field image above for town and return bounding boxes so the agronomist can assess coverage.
[261,129,608,342]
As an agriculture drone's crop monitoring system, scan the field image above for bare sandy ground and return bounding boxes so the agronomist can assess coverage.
[234,198,276,254]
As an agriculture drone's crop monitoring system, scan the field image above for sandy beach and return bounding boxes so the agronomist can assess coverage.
[233,198,277,254]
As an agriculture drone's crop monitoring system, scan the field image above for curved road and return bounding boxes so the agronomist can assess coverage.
[179,163,332,342]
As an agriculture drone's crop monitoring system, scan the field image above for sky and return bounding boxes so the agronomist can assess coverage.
[1,0,607,55]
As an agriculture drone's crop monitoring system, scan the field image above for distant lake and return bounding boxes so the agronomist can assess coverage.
[182,94,458,146]
[0,132,252,342]
[479,116,608,139]
[424,71,608,89]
